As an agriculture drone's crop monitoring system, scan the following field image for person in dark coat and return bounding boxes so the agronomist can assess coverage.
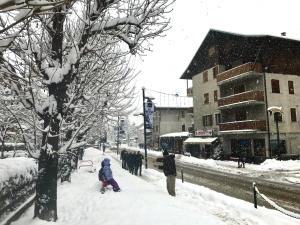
[120,150,127,169]
[102,144,106,155]
[162,150,176,196]
[137,151,144,176]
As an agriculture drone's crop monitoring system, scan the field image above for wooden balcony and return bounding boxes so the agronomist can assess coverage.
[218,90,265,108]
[219,120,266,132]
[217,62,262,84]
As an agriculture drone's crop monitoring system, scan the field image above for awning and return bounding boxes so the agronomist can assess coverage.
[160,132,190,138]
[184,137,217,144]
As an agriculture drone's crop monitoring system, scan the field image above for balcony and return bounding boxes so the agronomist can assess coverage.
[217,62,262,85]
[219,120,266,133]
[218,90,265,109]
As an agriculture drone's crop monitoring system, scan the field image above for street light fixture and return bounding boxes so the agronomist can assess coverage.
[268,106,283,157]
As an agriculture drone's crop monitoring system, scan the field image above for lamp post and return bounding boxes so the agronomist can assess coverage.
[268,106,283,157]
[117,115,120,155]
[274,112,281,155]
[134,88,154,169]
[142,88,148,169]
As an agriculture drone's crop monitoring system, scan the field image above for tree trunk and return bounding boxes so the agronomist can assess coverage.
[1,140,5,158]
[34,117,59,221]
[34,5,66,221]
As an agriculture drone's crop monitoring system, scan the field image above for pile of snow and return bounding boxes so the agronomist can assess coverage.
[255,159,300,171]
[11,147,299,225]
[3,150,28,158]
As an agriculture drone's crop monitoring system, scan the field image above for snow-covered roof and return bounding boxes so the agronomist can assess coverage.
[268,106,283,113]
[184,137,217,144]
[160,131,190,138]
[218,129,258,134]
[153,95,193,108]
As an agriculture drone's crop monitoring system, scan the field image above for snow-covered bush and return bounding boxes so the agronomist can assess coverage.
[0,157,37,219]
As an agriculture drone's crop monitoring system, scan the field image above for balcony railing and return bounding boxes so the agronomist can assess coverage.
[217,62,262,84]
[219,120,266,132]
[218,90,264,108]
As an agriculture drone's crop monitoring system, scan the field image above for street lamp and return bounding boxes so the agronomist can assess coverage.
[117,115,120,155]
[268,106,283,157]
[134,88,154,169]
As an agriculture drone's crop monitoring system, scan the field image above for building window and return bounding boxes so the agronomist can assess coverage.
[215,113,221,125]
[271,79,280,93]
[204,93,209,104]
[254,139,266,156]
[203,71,208,82]
[156,125,159,132]
[288,81,294,94]
[182,124,186,131]
[233,84,245,94]
[181,111,185,118]
[235,110,247,121]
[213,66,218,79]
[214,90,218,102]
[203,115,213,126]
[291,108,297,122]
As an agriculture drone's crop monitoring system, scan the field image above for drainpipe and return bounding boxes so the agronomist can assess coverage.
[263,70,271,158]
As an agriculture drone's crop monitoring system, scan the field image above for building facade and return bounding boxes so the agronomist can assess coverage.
[181,29,300,159]
[151,106,194,149]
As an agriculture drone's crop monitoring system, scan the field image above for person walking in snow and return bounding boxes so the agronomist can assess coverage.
[102,143,106,155]
[99,158,121,193]
[137,151,144,176]
[162,149,176,196]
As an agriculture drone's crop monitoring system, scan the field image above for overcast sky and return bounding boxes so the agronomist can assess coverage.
[134,0,300,96]
[130,0,300,122]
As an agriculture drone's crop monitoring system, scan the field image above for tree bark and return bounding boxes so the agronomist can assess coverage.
[34,116,59,221]
[34,5,66,221]
[1,140,5,158]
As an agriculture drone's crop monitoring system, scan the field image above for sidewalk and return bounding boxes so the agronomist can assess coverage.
[11,148,299,225]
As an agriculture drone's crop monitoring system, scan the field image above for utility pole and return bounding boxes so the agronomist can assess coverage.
[274,112,280,156]
[117,115,120,155]
[142,88,148,169]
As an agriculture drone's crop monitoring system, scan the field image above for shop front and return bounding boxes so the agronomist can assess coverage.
[159,132,190,154]
[225,134,267,163]
[184,137,218,158]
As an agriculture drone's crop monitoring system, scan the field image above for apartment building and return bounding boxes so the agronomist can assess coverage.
[181,29,300,159]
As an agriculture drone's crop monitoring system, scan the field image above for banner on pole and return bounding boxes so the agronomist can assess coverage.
[145,99,154,130]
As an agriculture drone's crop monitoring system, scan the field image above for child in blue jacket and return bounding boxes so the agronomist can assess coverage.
[99,158,121,193]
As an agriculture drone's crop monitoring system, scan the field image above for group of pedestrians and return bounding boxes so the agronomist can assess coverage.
[120,150,143,176]
[97,147,176,197]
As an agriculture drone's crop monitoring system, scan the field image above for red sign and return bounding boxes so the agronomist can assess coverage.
[195,129,213,137]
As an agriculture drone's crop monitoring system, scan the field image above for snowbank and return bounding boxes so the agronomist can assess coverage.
[255,159,300,171]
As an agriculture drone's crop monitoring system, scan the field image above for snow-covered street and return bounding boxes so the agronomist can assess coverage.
[10,147,299,225]
[122,146,300,186]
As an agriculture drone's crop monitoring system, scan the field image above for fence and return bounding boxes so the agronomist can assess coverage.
[252,182,300,219]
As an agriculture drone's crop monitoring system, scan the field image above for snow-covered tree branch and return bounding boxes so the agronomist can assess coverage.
[0,0,173,221]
